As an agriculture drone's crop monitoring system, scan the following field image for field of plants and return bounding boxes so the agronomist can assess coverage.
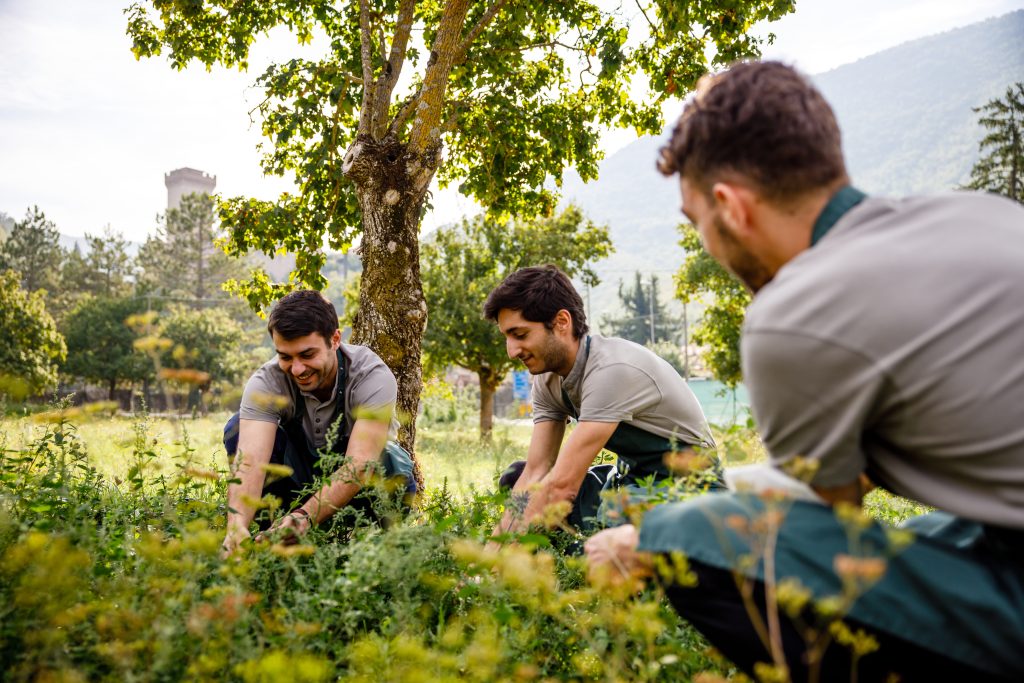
[0,388,922,682]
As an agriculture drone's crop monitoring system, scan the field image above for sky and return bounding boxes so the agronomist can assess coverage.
[1,0,1022,243]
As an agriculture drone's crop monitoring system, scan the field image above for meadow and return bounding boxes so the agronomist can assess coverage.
[0,388,923,682]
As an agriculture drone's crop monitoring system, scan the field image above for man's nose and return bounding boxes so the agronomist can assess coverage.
[506,338,519,359]
[291,360,306,376]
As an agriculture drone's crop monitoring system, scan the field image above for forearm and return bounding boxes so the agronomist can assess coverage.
[298,458,371,523]
[226,456,268,531]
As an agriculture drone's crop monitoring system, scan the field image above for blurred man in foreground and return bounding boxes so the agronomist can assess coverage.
[585,61,1024,681]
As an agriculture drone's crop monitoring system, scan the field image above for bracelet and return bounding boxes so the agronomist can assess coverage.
[290,508,311,523]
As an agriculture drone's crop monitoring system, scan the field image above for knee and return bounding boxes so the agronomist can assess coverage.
[498,460,527,491]
[223,412,241,455]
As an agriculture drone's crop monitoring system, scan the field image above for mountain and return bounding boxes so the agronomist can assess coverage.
[563,10,1024,323]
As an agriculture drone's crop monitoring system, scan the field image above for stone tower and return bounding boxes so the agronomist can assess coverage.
[164,167,216,210]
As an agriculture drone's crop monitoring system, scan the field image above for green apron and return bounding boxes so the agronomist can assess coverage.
[638,493,1024,677]
[559,371,724,531]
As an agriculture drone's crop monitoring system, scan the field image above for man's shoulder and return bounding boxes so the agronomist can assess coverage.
[340,342,389,372]
[587,335,666,374]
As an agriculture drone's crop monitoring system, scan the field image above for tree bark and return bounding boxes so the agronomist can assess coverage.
[344,134,440,491]
[478,374,497,441]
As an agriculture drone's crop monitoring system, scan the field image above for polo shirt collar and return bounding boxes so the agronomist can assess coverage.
[561,335,591,396]
[810,186,867,247]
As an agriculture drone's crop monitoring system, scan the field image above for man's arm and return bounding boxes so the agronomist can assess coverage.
[743,329,888,508]
[223,418,278,555]
[301,417,389,521]
[496,420,618,537]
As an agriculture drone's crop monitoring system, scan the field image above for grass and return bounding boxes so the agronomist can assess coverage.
[0,392,930,681]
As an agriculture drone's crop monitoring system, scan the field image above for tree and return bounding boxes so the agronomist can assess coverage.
[137,193,246,301]
[62,227,136,300]
[602,271,677,345]
[675,225,750,388]
[0,206,64,296]
[0,270,67,397]
[963,82,1024,204]
[421,206,612,437]
[127,0,794,455]
[61,296,155,399]
[157,304,251,387]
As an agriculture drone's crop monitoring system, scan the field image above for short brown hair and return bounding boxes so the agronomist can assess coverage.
[267,290,339,341]
[483,265,589,339]
[658,61,847,200]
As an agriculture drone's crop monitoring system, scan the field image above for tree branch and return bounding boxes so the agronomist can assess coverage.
[453,0,509,64]
[357,0,377,134]
[372,0,418,139]
[408,0,472,153]
[633,0,657,34]
[388,89,423,137]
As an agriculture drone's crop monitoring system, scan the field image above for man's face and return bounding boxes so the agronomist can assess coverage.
[680,178,773,293]
[272,329,341,395]
[497,308,572,376]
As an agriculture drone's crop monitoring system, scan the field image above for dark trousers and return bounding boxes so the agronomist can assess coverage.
[664,559,1012,683]
[223,413,403,530]
[498,460,615,532]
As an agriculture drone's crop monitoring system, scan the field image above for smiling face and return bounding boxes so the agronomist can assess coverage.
[272,329,341,398]
[680,178,773,293]
[496,308,575,377]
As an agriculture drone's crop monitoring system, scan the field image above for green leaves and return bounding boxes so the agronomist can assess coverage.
[126,0,793,311]
[962,82,1024,204]
[674,224,750,388]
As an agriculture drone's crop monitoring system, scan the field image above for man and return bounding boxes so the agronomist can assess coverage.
[221,290,414,556]
[483,265,719,539]
[585,61,1024,681]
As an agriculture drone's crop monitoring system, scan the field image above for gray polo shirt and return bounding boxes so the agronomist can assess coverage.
[239,342,399,448]
[744,191,1024,528]
[532,334,715,450]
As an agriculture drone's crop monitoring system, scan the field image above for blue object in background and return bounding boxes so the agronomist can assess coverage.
[512,370,530,401]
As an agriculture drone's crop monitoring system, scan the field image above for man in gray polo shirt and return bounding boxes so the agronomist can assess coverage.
[221,290,414,556]
[584,61,1024,681]
[483,265,719,539]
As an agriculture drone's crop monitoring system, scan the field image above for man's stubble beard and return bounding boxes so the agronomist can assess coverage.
[714,214,773,294]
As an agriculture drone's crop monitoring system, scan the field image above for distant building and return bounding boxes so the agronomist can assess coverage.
[164,167,216,210]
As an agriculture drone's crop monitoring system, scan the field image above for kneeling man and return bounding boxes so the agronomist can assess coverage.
[222,290,414,555]
[586,61,1024,682]
[484,265,720,539]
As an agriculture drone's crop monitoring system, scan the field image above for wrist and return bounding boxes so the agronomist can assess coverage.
[290,507,312,529]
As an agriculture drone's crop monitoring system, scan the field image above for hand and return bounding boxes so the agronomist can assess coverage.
[255,509,312,546]
[584,524,650,587]
[221,523,252,559]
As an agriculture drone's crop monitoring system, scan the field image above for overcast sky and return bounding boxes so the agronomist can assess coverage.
[1,0,1021,242]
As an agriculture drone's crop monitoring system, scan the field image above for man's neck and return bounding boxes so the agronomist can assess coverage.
[556,335,583,379]
[758,179,850,273]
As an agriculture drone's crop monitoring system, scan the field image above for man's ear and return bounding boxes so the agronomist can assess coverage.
[711,181,756,237]
[330,329,342,349]
[553,309,573,335]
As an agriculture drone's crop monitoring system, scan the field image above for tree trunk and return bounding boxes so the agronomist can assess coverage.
[344,134,441,491]
[109,378,117,401]
[478,373,497,441]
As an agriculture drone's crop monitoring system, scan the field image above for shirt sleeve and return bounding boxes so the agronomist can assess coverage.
[531,375,568,424]
[577,363,660,423]
[238,365,293,424]
[346,353,398,414]
[742,329,890,487]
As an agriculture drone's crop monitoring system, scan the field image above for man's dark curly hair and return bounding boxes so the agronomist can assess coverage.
[658,61,848,201]
[483,265,588,339]
[266,290,339,341]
